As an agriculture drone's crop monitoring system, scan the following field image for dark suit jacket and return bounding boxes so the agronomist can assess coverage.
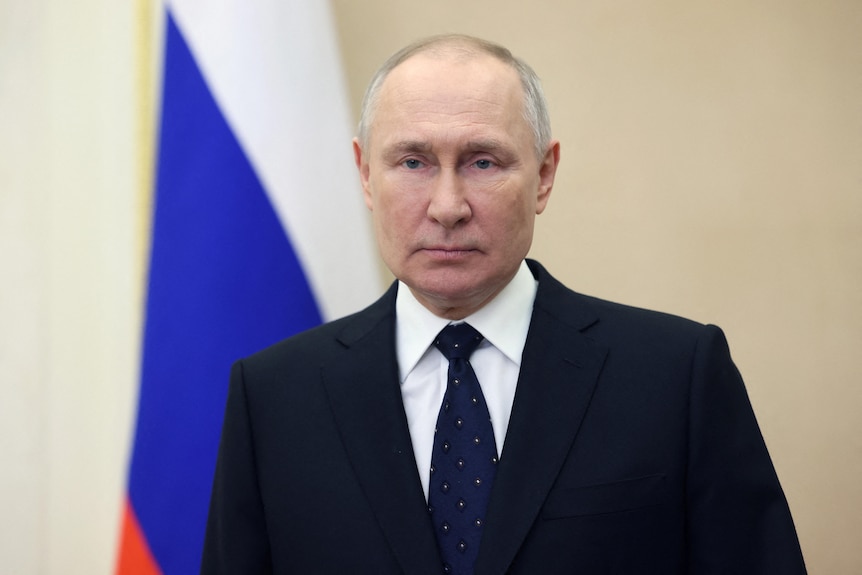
[201,260,805,574]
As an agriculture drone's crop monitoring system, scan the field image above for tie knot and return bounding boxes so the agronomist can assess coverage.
[434,323,484,361]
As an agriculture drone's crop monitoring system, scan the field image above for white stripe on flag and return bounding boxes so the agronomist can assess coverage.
[167,0,380,320]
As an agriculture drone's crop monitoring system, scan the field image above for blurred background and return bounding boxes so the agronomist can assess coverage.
[1,0,860,573]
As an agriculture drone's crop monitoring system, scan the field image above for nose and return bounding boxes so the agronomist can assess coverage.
[426,168,471,228]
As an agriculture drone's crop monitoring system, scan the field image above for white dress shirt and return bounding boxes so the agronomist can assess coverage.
[395,260,538,500]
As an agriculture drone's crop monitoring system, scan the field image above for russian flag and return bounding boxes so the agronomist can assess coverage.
[115,2,380,574]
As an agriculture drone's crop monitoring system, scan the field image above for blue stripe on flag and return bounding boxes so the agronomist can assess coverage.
[128,11,323,574]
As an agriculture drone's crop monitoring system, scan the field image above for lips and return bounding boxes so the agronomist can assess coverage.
[420,246,478,259]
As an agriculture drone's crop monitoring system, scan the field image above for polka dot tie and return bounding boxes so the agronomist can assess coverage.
[429,323,498,575]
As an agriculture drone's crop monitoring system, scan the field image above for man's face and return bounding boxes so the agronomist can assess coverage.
[354,51,559,319]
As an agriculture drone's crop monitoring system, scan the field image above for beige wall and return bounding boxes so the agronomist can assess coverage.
[332,1,861,572]
[0,1,143,573]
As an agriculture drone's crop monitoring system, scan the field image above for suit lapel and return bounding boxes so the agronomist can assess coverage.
[321,284,443,575]
[476,263,608,575]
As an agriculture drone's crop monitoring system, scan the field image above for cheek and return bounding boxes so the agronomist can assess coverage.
[379,178,428,219]
[372,191,418,243]
[494,191,536,226]
[483,193,537,249]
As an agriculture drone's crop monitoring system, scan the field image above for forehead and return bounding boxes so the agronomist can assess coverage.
[372,51,528,143]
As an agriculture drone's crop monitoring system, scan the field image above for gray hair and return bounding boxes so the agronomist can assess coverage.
[356,34,552,159]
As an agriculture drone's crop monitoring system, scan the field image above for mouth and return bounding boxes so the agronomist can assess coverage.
[420,247,479,260]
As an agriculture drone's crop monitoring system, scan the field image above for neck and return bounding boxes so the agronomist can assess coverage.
[407,282,511,321]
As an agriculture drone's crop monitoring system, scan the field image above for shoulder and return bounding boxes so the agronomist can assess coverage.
[527,259,720,350]
[239,281,397,373]
[528,261,739,398]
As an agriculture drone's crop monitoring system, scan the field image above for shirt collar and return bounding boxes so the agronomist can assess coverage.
[395,260,538,382]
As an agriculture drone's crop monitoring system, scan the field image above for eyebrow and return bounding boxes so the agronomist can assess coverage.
[383,140,433,156]
[383,138,512,156]
[464,138,508,151]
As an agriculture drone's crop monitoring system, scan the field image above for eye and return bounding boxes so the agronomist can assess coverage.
[403,158,423,169]
[473,159,494,170]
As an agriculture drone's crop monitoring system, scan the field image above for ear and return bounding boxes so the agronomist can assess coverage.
[353,138,374,210]
[535,140,560,215]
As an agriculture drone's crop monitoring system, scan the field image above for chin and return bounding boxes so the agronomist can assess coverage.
[419,275,490,304]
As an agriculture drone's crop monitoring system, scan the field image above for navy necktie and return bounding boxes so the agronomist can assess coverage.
[429,323,498,575]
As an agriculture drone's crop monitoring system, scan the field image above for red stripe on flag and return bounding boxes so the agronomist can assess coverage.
[116,498,162,575]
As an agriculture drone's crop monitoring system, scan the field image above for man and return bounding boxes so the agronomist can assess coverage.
[201,35,805,574]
